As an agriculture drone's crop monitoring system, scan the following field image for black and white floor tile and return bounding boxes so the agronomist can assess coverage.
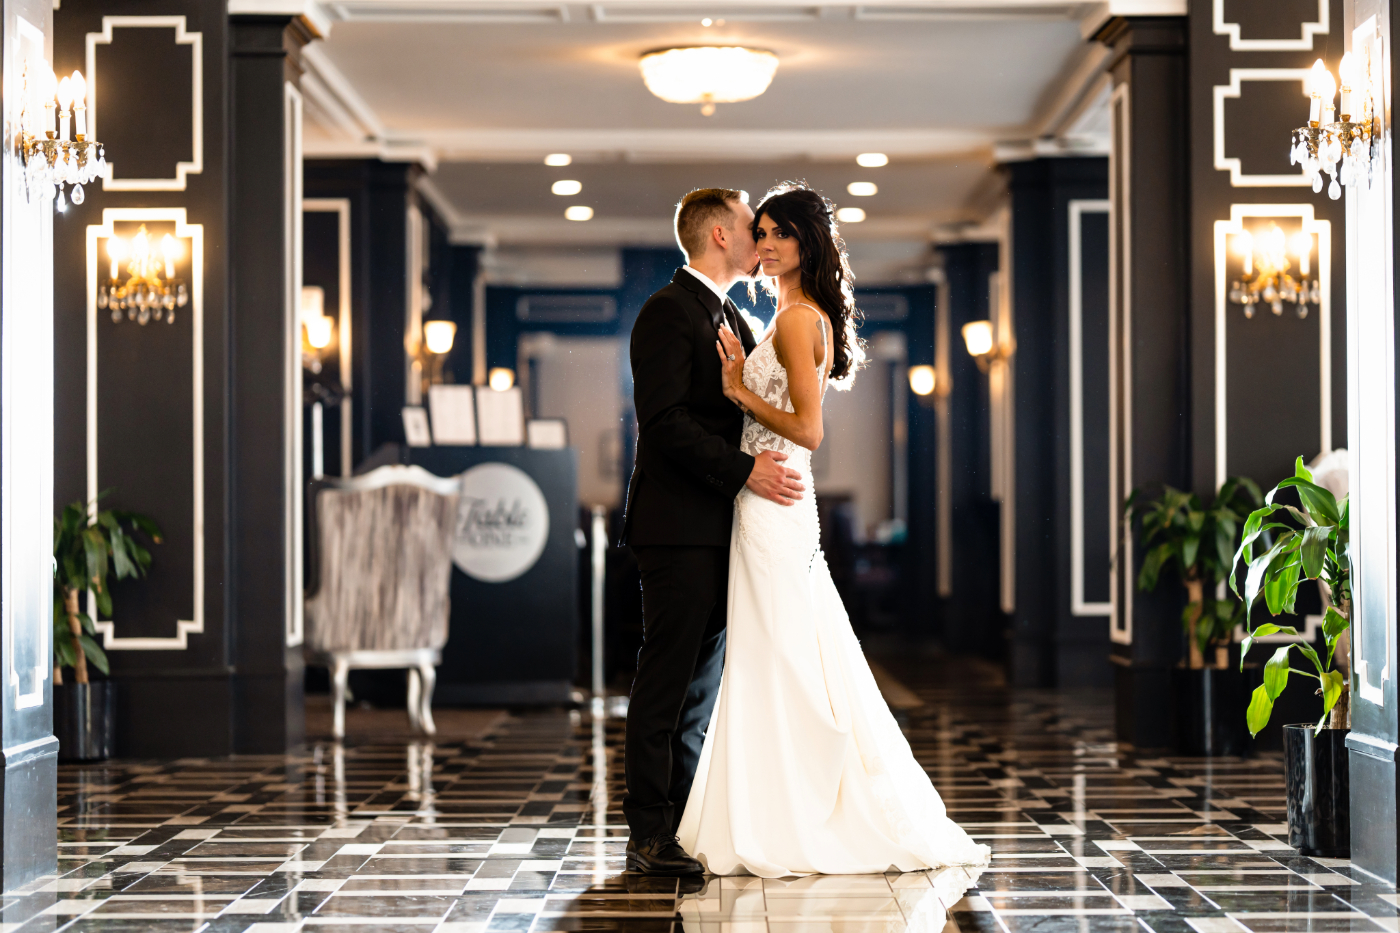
[1,673,1390,933]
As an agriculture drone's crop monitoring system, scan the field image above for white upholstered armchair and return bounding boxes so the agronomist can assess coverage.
[305,465,460,739]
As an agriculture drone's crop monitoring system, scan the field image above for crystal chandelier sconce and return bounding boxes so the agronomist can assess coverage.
[16,61,105,211]
[98,226,188,325]
[1290,56,1374,200]
[1228,224,1318,319]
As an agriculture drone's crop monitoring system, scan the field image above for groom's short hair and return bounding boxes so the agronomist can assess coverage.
[675,188,745,261]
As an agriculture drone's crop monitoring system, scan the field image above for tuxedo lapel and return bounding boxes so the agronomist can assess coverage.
[673,267,725,332]
[673,267,757,353]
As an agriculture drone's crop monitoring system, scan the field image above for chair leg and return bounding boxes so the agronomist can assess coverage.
[332,657,350,741]
[418,663,437,736]
[406,667,422,733]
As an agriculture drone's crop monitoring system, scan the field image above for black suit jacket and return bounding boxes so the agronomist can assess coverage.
[621,268,758,546]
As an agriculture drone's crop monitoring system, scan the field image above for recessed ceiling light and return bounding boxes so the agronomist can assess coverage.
[847,182,877,197]
[552,179,582,196]
[836,207,866,223]
[856,152,889,167]
[565,205,594,221]
[701,17,712,25]
[544,153,572,166]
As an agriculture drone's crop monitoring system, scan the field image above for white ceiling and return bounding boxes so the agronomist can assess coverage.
[298,0,1121,254]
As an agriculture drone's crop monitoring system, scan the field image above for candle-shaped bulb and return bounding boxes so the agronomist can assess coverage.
[1267,224,1287,269]
[161,234,179,278]
[71,70,87,136]
[107,236,126,280]
[40,65,57,136]
[131,227,150,274]
[40,65,56,102]
[55,75,72,110]
[1236,229,1254,276]
[1292,231,1312,276]
[1309,59,1331,122]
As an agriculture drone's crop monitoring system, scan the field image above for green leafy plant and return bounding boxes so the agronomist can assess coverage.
[53,497,161,685]
[1232,457,1350,736]
[1126,477,1262,669]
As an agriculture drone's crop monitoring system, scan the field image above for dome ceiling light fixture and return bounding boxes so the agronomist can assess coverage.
[639,46,779,116]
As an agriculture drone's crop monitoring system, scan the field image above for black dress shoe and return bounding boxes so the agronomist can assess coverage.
[625,834,704,875]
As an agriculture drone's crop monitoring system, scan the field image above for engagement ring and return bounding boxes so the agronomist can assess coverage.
[727,354,735,361]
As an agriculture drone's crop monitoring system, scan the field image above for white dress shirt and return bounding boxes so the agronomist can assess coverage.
[683,266,732,307]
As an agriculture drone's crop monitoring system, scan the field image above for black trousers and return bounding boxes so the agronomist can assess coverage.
[623,545,729,840]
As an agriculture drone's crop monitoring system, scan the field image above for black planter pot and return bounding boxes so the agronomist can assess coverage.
[1172,666,1257,756]
[1283,724,1349,857]
[53,681,115,762]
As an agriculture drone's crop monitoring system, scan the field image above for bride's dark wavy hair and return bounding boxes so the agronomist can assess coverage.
[748,181,865,390]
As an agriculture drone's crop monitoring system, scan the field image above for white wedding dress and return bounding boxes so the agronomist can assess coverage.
[676,307,992,878]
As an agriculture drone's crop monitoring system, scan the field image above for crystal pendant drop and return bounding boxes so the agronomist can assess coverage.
[71,183,84,205]
[55,187,66,212]
[1313,174,1324,193]
[166,311,176,325]
[110,308,121,323]
[1329,178,1342,200]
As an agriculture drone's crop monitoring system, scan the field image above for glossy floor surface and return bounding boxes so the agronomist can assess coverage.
[10,661,1394,933]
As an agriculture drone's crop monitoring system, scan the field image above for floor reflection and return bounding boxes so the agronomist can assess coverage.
[8,663,1392,933]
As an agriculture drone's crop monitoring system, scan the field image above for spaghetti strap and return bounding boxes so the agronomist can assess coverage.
[789,302,830,377]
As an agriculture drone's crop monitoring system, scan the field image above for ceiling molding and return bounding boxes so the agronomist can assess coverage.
[305,137,440,170]
[443,209,948,246]
[301,43,384,139]
[321,0,1109,23]
[228,0,335,35]
[373,127,996,163]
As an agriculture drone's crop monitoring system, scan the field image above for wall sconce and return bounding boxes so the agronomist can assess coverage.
[301,285,335,373]
[17,61,105,210]
[489,367,516,392]
[1291,55,1374,198]
[423,320,456,355]
[908,364,936,397]
[961,320,1014,374]
[98,225,188,325]
[1228,224,1318,318]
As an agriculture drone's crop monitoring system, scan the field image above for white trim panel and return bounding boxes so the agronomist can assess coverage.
[1070,199,1113,617]
[86,16,203,191]
[1212,204,1331,490]
[304,198,353,477]
[86,209,204,650]
[1213,69,1313,187]
[1213,0,1328,51]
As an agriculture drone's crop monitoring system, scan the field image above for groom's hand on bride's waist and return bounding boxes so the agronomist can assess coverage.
[745,450,804,506]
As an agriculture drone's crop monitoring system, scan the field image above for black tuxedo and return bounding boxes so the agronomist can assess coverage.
[621,267,757,840]
[621,268,758,546]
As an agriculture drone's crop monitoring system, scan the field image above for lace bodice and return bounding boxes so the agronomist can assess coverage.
[738,306,829,474]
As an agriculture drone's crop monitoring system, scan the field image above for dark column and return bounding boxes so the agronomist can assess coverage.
[1005,157,1111,689]
[228,13,313,753]
[2,0,58,896]
[936,242,1004,660]
[53,0,234,759]
[1095,16,1190,747]
[305,160,418,459]
[446,245,482,387]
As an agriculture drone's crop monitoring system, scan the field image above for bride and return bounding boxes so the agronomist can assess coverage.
[676,183,991,878]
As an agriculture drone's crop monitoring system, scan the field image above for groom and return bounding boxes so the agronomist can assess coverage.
[620,188,805,875]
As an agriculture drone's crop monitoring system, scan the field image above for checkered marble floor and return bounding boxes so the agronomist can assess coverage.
[3,673,1393,933]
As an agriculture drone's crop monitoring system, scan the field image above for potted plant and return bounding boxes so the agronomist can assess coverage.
[1232,456,1349,857]
[1126,477,1262,755]
[52,497,160,761]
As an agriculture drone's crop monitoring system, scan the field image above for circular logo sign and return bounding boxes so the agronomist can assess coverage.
[453,462,550,583]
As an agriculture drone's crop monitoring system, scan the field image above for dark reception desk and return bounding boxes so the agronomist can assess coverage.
[363,443,579,705]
